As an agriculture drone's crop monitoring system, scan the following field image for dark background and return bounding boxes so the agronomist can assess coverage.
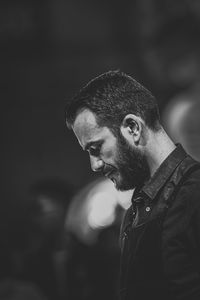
[1,0,200,299]
[2,0,200,202]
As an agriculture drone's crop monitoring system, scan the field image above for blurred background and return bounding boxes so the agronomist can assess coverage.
[1,0,200,299]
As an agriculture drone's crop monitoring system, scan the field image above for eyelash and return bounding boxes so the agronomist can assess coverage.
[89,145,101,156]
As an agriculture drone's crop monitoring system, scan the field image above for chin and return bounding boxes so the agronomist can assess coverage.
[114,179,135,192]
[117,185,135,192]
[114,174,143,191]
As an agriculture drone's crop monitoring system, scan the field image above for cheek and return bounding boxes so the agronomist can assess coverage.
[103,147,117,161]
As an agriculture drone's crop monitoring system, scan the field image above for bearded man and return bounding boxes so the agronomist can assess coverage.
[65,70,200,300]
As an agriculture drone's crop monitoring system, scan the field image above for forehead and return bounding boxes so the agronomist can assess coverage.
[72,109,114,148]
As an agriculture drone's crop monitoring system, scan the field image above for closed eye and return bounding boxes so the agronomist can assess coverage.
[88,145,101,157]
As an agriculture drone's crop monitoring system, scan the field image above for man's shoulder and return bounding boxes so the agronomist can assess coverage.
[186,166,200,180]
[167,156,200,207]
[175,155,200,185]
[174,159,200,210]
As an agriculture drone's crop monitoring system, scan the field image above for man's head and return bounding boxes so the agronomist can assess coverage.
[65,70,161,190]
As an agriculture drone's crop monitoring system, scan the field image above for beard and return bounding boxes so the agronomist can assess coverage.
[113,133,150,191]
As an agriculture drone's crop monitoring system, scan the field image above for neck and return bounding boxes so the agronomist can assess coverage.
[145,128,176,177]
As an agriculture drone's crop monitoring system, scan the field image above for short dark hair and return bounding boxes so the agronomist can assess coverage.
[65,70,161,134]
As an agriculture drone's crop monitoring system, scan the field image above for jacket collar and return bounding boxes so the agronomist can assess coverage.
[135,144,187,202]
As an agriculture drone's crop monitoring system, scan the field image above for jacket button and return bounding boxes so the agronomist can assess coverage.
[145,206,151,212]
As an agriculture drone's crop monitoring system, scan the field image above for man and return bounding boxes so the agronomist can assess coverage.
[65,70,200,300]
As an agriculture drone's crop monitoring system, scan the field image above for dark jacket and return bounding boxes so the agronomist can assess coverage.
[119,145,200,300]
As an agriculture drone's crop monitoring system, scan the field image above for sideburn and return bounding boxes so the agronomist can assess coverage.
[116,132,150,190]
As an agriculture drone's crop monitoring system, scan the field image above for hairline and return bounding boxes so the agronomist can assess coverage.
[68,106,161,138]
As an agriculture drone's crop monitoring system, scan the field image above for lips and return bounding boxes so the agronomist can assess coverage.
[103,168,114,178]
[104,169,117,180]
[107,172,114,179]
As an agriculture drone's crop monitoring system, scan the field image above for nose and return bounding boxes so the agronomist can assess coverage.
[90,156,104,172]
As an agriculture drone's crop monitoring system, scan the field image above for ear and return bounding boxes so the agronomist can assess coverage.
[120,114,143,145]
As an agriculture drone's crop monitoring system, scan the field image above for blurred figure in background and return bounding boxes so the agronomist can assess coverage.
[20,177,73,300]
[0,196,48,300]
[163,85,200,162]
[65,176,129,300]
[65,70,200,300]
[66,204,122,300]
[0,278,47,300]
[0,175,123,300]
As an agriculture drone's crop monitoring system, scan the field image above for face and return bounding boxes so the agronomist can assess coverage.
[73,109,150,191]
